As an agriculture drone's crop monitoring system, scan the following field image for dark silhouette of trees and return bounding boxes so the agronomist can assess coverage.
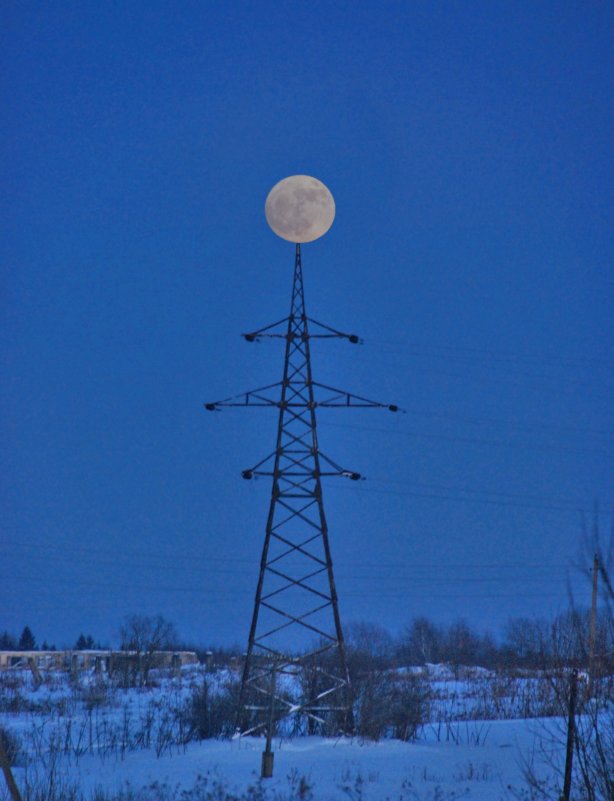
[501,616,548,668]
[74,633,95,650]
[120,614,177,653]
[399,616,443,665]
[0,631,16,650]
[18,625,35,650]
[119,614,179,686]
[445,618,481,673]
[346,621,395,672]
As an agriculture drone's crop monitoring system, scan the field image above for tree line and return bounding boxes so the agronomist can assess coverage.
[350,606,612,673]
[2,606,611,674]
[0,626,105,652]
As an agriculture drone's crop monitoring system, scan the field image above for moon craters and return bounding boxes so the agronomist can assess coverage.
[265,175,335,243]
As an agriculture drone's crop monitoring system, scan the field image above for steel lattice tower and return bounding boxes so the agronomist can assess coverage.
[205,244,398,738]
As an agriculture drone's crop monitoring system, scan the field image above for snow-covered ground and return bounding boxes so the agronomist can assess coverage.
[63,723,559,800]
[0,665,568,800]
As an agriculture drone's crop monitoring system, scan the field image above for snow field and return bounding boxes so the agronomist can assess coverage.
[0,664,569,800]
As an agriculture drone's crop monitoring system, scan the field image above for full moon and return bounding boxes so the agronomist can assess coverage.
[265,175,335,243]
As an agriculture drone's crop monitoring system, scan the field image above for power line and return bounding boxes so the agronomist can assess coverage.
[366,478,604,510]
[367,405,613,441]
[319,419,614,460]
[0,549,570,583]
[0,541,574,571]
[329,483,608,516]
[204,361,614,439]
[0,572,569,600]
[316,350,614,404]
[368,338,614,373]
[313,338,614,405]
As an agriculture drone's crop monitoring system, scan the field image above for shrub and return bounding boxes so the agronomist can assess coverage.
[0,724,22,765]
[352,670,429,741]
[187,677,240,739]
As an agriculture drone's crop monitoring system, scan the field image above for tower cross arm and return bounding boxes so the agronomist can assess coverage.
[305,317,362,343]
[242,316,361,343]
[204,382,282,410]
[241,450,363,481]
[241,317,289,342]
[312,381,402,412]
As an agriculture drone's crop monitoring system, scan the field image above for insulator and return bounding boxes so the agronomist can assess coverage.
[388,404,398,412]
[205,403,217,411]
[242,470,254,480]
[348,334,359,344]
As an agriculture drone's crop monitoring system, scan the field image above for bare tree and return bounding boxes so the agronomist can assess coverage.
[445,618,482,677]
[518,515,614,801]
[502,616,548,668]
[119,614,178,686]
[342,622,429,741]
[399,616,443,665]
[345,621,395,671]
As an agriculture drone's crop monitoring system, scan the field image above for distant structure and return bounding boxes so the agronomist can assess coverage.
[0,650,198,673]
[205,176,398,743]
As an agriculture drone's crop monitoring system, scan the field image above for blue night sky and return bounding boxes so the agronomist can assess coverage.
[2,2,612,649]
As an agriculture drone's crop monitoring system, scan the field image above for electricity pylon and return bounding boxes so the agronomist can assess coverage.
[205,244,398,738]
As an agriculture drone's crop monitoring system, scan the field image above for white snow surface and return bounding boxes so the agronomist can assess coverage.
[0,665,566,799]
[8,722,559,800]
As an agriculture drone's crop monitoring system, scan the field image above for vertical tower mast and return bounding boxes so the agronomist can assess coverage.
[205,176,399,738]
[239,244,352,736]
